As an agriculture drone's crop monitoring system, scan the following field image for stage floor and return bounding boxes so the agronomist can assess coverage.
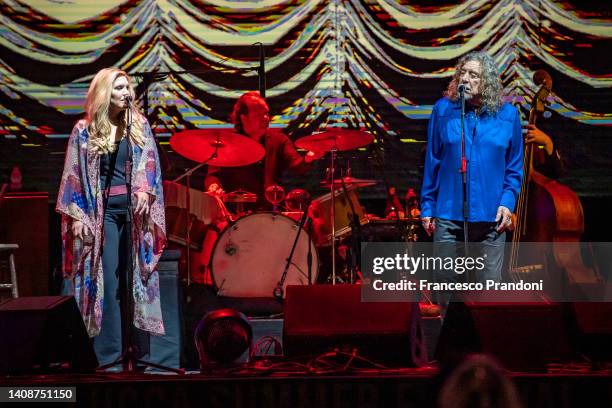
[2,366,612,408]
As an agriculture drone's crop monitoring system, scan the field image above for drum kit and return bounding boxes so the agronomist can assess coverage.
[167,127,404,298]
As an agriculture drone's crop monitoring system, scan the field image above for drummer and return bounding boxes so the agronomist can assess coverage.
[205,91,322,209]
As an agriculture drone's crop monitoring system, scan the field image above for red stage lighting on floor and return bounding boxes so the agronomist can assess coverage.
[194,308,252,369]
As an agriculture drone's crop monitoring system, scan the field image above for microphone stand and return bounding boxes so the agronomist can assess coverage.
[274,200,312,299]
[99,104,184,375]
[459,86,470,278]
[254,42,266,98]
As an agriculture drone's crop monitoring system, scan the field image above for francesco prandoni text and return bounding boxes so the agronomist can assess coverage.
[372,279,544,291]
[369,254,544,291]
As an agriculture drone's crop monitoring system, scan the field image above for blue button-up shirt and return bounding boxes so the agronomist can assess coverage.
[420,97,523,222]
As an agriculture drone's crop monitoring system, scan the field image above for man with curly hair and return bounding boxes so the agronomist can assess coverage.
[420,52,523,286]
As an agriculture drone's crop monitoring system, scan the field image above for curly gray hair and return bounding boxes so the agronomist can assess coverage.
[444,51,504,114]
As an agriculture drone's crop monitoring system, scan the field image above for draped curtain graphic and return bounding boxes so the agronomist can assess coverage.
[1,0,611,195]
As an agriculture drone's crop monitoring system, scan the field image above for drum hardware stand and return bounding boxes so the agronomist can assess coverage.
[99,105,184,375]
[369,131,404,241]
[233,190,247,216]
[306,216,314,285]
[274,201,313,299]
[337,168,362,284]
[388,190,405,241]
[172,138,221,285]
[343,159,362,283]
[329,147,338,284]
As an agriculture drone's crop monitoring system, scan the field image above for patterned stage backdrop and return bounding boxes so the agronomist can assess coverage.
[0,0,611,197]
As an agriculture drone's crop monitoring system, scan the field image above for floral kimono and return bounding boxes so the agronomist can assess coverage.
[56,118,166,337]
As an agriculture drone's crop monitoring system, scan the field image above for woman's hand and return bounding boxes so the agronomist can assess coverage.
[134,192,151,216]
[71,220,90,240]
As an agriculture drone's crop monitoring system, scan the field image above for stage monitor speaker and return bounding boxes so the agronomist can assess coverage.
[435,297,573,372]
[0,296,98,373]
[567,302,612,362]
[283,284,426,367]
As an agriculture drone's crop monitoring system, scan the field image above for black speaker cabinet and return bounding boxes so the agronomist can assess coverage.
[436,298,573,372]
[567,302,612,362]
[0,296,97,373]
[149,250,182,370]
[283,284,426,367]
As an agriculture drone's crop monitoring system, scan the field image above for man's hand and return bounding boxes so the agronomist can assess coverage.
[495,205,512,232]
[524,124,553,155]
[71,220,90,240]
[134,192,151,216]
[304,150,325,164]
[207,183,225,196]
[422,217,435,236]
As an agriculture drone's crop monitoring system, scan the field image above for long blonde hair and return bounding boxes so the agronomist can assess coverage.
[85,67,145,154]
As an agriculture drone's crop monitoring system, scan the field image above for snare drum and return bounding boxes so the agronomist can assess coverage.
[210,213,318,298]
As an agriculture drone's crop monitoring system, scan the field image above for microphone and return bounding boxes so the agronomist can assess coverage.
[457,84,467,96]
[258,42,266,98]
[124,95,133,127]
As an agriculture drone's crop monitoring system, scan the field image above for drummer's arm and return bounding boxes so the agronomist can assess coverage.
[283,139,322,174]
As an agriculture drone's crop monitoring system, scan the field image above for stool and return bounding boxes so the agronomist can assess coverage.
[0,244,19,298]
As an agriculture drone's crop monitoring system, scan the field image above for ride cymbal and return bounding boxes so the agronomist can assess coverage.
[170,129,264,167]
[295,129,374,152]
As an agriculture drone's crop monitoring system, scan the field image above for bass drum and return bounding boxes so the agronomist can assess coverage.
[211,213,318,298]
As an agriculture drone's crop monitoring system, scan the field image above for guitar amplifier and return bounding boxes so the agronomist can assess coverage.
[149,249,182,370]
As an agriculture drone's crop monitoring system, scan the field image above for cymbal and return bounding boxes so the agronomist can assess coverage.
[320,176,379,188]
[170,129,264,167]
[223,190,258,203]
[295,129,374,152]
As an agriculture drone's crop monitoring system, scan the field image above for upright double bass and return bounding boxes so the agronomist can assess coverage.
[509,70,597,284]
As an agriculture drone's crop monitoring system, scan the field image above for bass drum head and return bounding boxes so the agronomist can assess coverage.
[211,213,319,298]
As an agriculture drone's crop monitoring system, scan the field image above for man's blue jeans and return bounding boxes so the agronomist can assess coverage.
[433,218,506,283]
